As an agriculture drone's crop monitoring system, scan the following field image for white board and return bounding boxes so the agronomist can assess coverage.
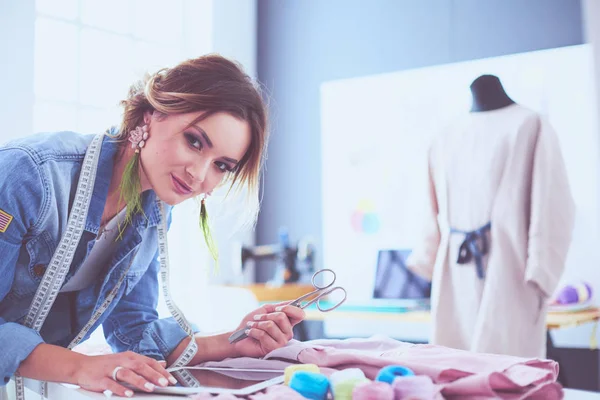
[321,45,600,309]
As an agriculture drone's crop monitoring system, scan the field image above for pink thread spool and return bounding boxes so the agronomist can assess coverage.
[353,381,394,400]
[555,282,593,304]
[392,375,435,400]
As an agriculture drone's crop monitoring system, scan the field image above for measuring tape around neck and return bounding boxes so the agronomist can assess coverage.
[155,200,198,384]
[15,134,198,399]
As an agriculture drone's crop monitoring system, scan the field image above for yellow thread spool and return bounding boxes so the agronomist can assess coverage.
[284,364,320,386]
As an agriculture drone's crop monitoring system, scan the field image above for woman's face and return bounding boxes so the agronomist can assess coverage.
[139,111,251,206]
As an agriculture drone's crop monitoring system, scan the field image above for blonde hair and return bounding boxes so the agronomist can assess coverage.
[115,54,269,227]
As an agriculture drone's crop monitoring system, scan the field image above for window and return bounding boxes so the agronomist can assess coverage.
[34,0,192,134]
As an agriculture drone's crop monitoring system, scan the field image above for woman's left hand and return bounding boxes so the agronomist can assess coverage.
[230,302,305,358]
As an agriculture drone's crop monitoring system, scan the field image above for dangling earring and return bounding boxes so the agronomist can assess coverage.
[199,192,219,272]
[118,124,148,237]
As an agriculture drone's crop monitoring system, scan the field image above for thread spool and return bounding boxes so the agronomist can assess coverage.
[284,364,320,386]
[376,365,415,384]
[289,371,330,400]
[352,380,394,400]
[329,368,366,385]
[330,368,369,400]
[392,375,436,400]
[555,282,593,304]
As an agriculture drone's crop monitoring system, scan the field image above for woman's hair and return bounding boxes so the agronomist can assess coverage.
[116,54,269,227]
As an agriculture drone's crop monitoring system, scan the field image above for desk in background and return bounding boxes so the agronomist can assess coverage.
[237,281,598,336]
[236,283,600,332]
[301,302,600,332]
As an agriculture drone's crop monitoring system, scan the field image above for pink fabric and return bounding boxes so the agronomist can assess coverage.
[193,335,562,399]
[392,375,436,400]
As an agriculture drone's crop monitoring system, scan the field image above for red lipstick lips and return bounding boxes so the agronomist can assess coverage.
[171,174,192,195]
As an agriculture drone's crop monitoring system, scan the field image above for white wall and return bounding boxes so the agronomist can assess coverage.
[583,0,600,227]
[212,0,257,78]
[0,0,34,144]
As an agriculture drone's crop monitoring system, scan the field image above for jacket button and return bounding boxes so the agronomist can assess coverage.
[33,264,46,277]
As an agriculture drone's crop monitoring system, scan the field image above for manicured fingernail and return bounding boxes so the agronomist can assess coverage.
[275,306,283,312]
[169,376,178,384]
[245,329,250,335]
[158,360,167,365]
[125,390,134,397]
[253,314,262,320]
[145,382,155,391]
[103,389,113,398]
[247,321,255,327]
[159,377,168,386]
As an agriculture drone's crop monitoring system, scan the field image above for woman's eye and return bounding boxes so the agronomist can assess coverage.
[185,133,202,150]
[215,162,232,173]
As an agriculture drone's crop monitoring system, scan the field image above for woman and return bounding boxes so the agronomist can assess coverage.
[0,54,305,398]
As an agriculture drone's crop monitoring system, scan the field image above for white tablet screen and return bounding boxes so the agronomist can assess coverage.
[145,367,285,395]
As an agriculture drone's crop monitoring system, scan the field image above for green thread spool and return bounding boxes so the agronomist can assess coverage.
[330,368,369,400]
[332,377,370,400]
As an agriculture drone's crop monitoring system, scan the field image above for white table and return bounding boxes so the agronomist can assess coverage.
[6,380,176,400]
[4,380,599,399]
[565,389,600,399]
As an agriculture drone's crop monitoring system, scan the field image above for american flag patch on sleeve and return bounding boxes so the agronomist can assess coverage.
[0,209,13,233]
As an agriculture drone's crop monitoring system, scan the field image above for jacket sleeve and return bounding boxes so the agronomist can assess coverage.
[0,147,47,386]
[102,210,200,362]
[406,146,441,280]
[525,117,576,298]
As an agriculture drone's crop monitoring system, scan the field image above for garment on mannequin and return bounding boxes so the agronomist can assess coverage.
[407,79,575,358]
[469,74,516,112]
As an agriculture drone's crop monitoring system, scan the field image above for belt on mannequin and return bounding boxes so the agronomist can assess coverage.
[450,222,491,279]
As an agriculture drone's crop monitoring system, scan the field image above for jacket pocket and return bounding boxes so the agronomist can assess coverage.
[25,231,55,284]
[125,271,145,296]
[7,231,55,299]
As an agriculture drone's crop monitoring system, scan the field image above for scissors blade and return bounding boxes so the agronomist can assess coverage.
[228,327,248,344]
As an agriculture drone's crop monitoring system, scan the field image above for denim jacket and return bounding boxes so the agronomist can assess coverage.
[0,131,198,386]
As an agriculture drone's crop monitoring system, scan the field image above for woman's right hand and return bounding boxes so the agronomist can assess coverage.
[74,351,177,397]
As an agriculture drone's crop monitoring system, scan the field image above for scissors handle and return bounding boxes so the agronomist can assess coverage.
[228,269,346,344]
[312,268,337,290]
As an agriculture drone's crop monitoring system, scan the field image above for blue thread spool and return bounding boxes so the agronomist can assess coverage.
[284,364,320,385]
[376,365,415,384]
[289,371,330,400]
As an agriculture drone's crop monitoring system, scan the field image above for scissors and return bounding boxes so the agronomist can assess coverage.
[228,269,347,344]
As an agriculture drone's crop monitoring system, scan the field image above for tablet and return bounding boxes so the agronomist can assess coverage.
[126,367,285,396]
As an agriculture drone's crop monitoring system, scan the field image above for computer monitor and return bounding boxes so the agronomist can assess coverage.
[373,249,431,300]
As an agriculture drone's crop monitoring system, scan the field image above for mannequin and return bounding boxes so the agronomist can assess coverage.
[470,74,515,112]
[407,75,575,359]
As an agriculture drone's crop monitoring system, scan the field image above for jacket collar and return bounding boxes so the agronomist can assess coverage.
[85,132,162,234]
